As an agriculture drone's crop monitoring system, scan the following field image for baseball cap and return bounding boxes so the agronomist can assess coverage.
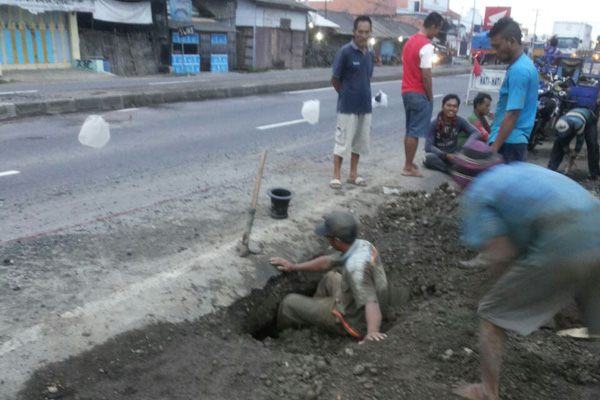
[314,211,358,244]
[450,140,504,187]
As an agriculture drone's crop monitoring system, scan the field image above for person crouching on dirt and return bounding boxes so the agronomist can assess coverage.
[547,108,600,180]
[450,141,600,400]
[270,211,389,344]
[423,94,481,174]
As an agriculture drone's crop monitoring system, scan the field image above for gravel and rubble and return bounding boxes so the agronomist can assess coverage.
[17,184,600,400]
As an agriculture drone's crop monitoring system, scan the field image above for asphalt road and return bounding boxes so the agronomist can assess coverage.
[0,73,476,397]
[0,73,472,243]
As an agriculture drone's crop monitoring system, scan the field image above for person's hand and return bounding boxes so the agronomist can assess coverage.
[359,332,387,345]
[488,111,495,119]
[445,154,456,163]
[270,257,294,272]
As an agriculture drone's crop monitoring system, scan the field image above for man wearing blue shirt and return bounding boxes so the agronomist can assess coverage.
[487,18,538,162]
[330,15,374,189]
[451,153,600,400]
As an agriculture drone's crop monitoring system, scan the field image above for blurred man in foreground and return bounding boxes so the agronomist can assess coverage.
[450,141,600,400]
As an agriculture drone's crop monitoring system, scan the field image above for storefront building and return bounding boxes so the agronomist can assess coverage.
[0,0,92,70]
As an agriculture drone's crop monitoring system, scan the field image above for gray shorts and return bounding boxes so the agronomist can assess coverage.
[333,113,372,159]
[478,254,600,336]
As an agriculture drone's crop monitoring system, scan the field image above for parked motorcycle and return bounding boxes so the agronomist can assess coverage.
[528,77,574,151]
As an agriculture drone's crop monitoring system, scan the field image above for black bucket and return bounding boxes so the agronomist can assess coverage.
[266,187,294,219]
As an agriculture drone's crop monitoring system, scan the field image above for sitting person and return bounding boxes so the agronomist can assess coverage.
[548,108,600,179]
[424,94,481,174]
[271,211,389,343]
[467,92,493,143]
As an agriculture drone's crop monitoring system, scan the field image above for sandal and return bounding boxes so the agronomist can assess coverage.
[329,179,342,189]
[347,177,367,186]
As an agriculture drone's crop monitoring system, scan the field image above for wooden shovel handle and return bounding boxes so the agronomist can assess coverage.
[250,149,267,210]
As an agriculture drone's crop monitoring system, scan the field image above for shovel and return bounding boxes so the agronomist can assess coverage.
[238,149,267,257]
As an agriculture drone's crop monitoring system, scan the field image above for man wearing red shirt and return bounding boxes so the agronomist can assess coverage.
[401,12,444,177]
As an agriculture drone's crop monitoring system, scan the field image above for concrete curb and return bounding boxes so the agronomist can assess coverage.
[0,66,471,122]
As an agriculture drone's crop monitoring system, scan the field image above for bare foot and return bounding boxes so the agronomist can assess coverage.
[401,167,424,178]
[453,383,496,400]
[412,163,420,170]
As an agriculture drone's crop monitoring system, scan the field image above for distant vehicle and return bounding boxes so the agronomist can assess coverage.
[470,30,496,64]
[552,22,593,57]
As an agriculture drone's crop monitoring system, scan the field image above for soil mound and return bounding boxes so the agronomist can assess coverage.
[19,184,600,400]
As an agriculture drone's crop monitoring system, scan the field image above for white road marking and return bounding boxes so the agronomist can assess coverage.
[116,108,140,113]
[0,90,38,96]
[0,170,20,177]
[433,94,444,98]
[256,119,307,130]
[373,79,402,85]
[148,80,204,86]
[454,73,471,77]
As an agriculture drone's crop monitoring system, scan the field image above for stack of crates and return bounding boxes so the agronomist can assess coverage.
[210,54,228,73]
[172,33,200,74]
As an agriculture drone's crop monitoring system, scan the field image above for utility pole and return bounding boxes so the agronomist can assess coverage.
[469,0,476,54]
[531,9,540,49]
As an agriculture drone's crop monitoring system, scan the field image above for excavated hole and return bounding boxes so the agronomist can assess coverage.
[226,262,325,341]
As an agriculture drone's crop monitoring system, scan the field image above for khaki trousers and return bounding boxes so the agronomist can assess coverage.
[277,271,346,335]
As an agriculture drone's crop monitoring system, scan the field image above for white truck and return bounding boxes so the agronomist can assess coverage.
[552,22,593,57]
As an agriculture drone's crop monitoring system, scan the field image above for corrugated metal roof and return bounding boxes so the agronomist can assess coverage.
[372,18,418,38]
[316,11,418,39]
[308,11,340,29]
[315,11,355,35]
[254,0,313,12]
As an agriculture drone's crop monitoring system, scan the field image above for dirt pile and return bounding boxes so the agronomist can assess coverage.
[18,184,600,400]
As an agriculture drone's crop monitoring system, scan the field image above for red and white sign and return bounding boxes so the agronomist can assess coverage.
[483,7,511,31]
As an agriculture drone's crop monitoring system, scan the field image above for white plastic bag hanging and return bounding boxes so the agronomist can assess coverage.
[372,90,388,108]
[78,115,110,148]
[301,99,320,125]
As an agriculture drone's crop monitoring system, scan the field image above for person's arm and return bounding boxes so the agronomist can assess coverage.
[331,49,345,94]
[270,256,332,273]
[491,110,520,151]
[360,302,387,344]
[491,71,530,151]
[422,68,433,101]
[573,133,585,156]
[419,44,434,101]
[331,77,341,94]
[425,118,446,158]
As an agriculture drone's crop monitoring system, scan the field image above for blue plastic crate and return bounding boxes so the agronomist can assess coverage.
[210,54,228,73]
[569,84,600,110]
[172,55,184,65]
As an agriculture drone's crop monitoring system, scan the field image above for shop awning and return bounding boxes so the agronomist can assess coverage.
[93,0,153,25]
